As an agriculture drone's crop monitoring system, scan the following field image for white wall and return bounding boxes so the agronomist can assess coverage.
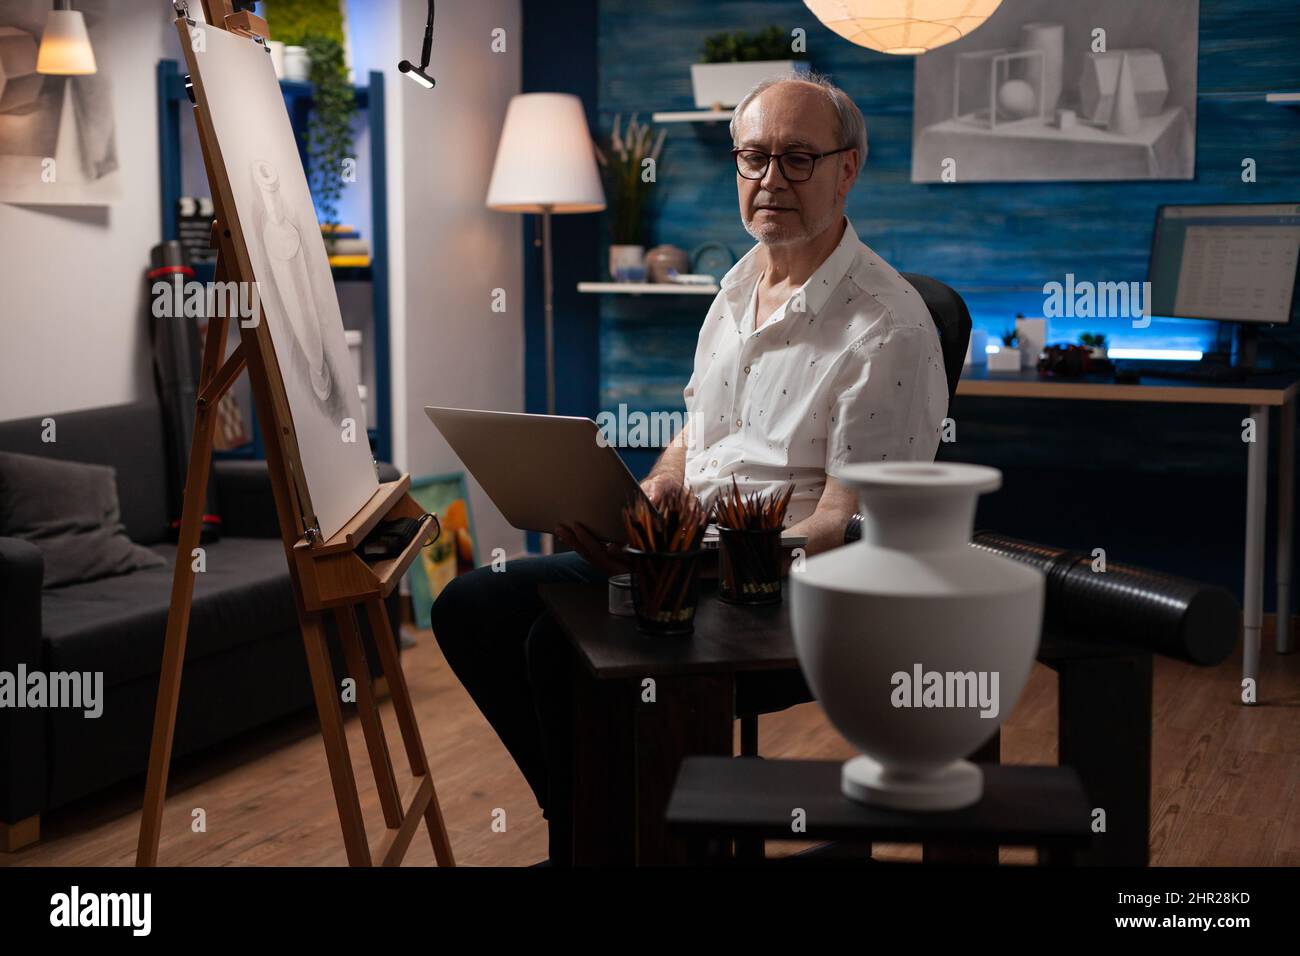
[0,1,179,422]
[395,0,524,559]
[0,0,525,559]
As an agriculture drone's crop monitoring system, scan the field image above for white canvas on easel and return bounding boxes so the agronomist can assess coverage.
[188,24,377,539]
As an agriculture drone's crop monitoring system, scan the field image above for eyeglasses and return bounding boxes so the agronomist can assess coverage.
[732,146,853,183]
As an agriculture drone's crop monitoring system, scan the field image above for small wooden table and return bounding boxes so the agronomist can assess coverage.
[958,366,1300,695]
[539,580,797,865]
[665,757,1093,865]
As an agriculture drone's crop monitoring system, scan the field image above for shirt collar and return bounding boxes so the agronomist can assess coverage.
[719,216,862,328]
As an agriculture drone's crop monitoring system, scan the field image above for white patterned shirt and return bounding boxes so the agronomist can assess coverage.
[682,217,949,526]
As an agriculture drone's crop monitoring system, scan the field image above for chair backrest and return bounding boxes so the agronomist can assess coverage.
[899,272,971,403]
[842,274,971,545]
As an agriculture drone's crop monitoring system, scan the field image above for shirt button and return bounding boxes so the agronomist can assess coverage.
[744,365,751,374]
[735,419,743,428]
[710,459,718,467]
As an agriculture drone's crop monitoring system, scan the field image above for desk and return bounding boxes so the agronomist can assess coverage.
[540,580,1152,866]
[957,367,1300,696]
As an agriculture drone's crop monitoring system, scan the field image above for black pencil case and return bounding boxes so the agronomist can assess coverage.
[360,513,438,561]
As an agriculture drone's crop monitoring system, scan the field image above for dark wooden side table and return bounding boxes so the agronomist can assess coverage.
[539,580,799,866]
[665,757,1093,865]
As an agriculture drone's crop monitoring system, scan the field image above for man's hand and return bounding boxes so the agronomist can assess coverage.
[555,522,630,576]
[640,473,683,508]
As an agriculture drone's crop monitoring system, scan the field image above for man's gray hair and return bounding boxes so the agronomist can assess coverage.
[729,70,868,171]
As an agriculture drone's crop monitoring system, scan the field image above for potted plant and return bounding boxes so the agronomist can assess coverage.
[594,114,665,281]
[261,2,357,245]
[691,25,809,110]
[1080,332,1108,359]
[988,327,1021,372]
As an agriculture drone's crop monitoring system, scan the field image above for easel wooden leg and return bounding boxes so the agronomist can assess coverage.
[299,610,371,866]
[364,599,456,866]
[335,605,403,828]
[136,312,232,867]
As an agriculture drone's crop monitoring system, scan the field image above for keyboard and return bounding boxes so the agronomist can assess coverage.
[1118,363,1249,384]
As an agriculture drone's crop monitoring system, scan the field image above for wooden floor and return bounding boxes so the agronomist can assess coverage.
[3,620,1298,867]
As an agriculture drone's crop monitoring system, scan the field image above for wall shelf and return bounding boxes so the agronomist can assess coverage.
[331,265,374,282]
[654,93,1300,117]
[578,281,718,295]
[651,109,731,124]
[1199,90,1300,103]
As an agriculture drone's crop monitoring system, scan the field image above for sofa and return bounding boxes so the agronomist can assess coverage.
[0,399,401,849]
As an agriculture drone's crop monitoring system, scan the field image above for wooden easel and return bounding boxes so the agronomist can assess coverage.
[136,0,454,868]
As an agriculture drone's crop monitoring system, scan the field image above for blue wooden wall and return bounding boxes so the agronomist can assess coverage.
[594,0,1300,418]
[575,0,1300,601]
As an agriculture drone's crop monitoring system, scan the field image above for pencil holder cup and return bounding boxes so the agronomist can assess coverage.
[717,526,783,605]
[626,548,703,635]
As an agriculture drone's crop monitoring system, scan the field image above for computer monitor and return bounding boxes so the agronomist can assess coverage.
[1149,203,1300,326]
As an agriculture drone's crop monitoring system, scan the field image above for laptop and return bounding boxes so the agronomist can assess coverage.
[425,406,809,550]
[425,407,648,543]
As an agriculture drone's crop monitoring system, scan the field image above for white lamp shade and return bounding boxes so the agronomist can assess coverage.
[36,9,96,75]
[486,93,605,213]
[803,0,1003,55]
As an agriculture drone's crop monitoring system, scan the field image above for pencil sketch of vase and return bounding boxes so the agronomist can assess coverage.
[190,18,375,542]
[253,158,334,404]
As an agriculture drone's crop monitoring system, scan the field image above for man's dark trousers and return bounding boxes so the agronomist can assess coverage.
[429,551,604,865]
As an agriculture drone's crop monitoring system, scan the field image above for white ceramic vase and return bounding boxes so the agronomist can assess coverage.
[1015,317,1047,369]
[282,46,311,83]
[790,462,1045,810]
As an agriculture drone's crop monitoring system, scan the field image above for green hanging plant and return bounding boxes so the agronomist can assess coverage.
[263,0,346,48]
[301,35,355,247]
[701,26,805,63]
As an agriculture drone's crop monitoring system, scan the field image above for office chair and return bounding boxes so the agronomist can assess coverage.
[734,273,972,757]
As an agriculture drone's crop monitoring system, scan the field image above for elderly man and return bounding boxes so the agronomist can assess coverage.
[431,73,948,864]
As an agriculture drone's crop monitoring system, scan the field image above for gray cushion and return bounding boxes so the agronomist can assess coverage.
[0,402,172,544]
[0,452,166,588]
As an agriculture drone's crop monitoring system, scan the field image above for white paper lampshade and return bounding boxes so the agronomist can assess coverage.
[36,9,96,75]
[486,93,605,213]
[803,0,1003,55]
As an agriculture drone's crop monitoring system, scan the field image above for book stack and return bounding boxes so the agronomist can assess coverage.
[322,224,371,268]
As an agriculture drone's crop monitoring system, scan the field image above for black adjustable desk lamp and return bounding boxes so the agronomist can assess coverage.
[398,0,436,89]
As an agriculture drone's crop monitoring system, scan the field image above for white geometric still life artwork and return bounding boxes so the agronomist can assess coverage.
[186,22,377,540]
[912,0,1198,182]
